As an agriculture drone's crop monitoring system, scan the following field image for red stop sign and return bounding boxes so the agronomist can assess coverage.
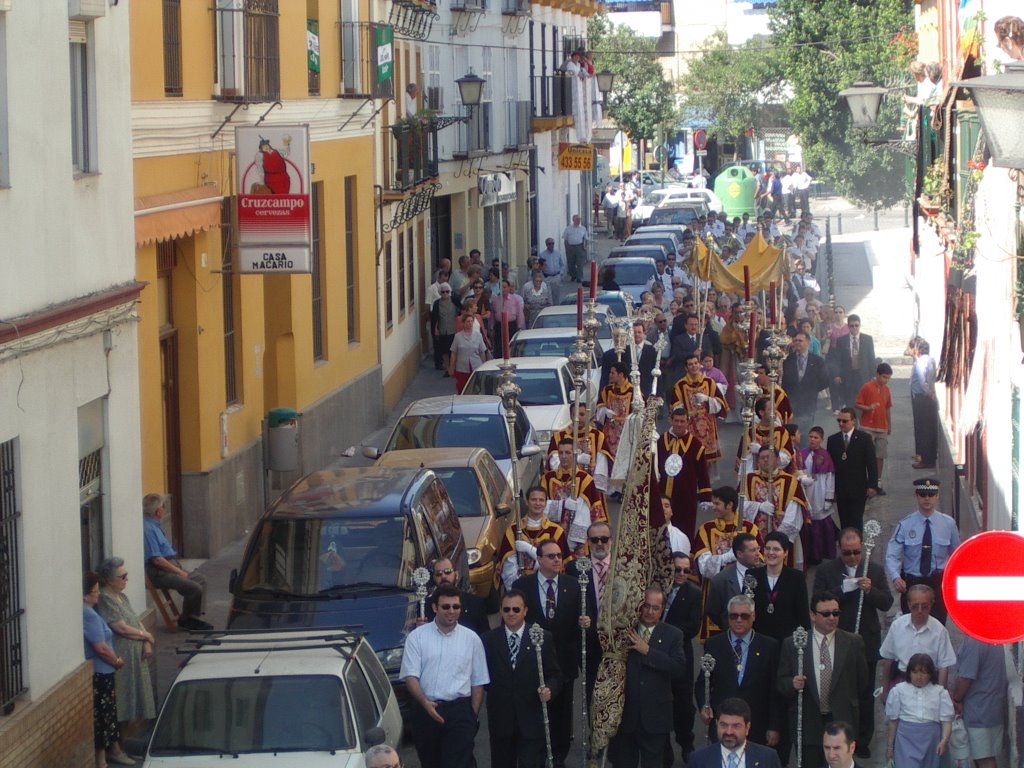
[694,130,708,151]
[942,530,1024,643]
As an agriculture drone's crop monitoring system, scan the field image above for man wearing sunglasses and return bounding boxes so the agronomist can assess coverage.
[826,407,878,531]
[400,584,489,768]
[884,477,960,623]
[421,557,489,635]
[698,594,783,754]
[778,591,870,767]
[565,522,613,702]
[814,527,894,757]
[482,590,561,768]
[663,553,703,763]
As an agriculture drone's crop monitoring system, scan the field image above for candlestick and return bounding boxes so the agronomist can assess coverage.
[743,266,751,301]
[502,311,510,359]
[577,287,584,331]
[590,262,598,299]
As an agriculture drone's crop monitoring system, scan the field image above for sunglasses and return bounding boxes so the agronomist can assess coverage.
[915,490,938,497]
[440,290,451,294]
[728,612,752,620]
[589,536,610,544]
[836,418,851,424]
[674,567,690,574]
[814,610,841,617]
[438,603,462,611]
[840,549,862,556]
[501,606,523,613]
[433,568,454,576]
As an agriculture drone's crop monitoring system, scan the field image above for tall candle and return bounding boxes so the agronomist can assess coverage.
[590,261,598,299]
[768,282,776,325]
[577,288,584,330]
[743,266,751,301]
[747,311,756,359]
[502,311,510,359]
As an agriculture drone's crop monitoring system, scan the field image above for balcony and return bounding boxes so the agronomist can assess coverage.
[531,73,574,131]
[339,22,394,99]
[453,103,492,156]
[385,121,440,193]
[504,100,532,149]
[501,0,529,14]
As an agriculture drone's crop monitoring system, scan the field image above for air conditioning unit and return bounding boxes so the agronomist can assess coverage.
[69,0,106,20]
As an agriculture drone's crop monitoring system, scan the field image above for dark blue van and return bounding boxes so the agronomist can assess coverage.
[227,466,469,696]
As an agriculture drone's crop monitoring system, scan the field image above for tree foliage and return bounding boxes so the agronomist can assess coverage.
[767,0,916,207]
[587,14,678,142]
[678,31,785,149]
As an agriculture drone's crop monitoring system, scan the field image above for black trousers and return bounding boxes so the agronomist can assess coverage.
[836,495,866,532]
[901,571,947,623]
[434,333,454,369]
[911,393,939,464]
[490,731,545,768]
[548,679,575,764]
[612,725,668,768]
[409,697,478,768]
[668,660,696,759]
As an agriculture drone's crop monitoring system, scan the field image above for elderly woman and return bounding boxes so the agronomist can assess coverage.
[521,269,552,325]
[84,571,127,768]
[97,558,156,735]
[449,303,489,393]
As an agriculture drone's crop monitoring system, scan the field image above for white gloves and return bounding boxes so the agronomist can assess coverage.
[577,452,591,467]
[515,540,538,560]
[758,500,775,515]
[693,393,709,404]
[595,406,613,423]
[799,474,814,487]
[501,557,521,591]
[562,497,580,512]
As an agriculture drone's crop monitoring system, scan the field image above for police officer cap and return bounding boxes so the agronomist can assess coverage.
[913,478,941,491]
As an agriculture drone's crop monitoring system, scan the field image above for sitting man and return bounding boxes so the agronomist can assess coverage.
[142,493,212,631]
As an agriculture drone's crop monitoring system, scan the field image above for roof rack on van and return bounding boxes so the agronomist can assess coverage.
[177,627,367,660]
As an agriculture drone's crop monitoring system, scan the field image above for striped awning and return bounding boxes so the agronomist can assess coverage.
[134,186,223,247]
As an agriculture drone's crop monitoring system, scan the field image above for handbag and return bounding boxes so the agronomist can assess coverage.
[949,716,970,761]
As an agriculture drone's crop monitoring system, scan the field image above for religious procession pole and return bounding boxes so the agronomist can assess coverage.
[412,567,430,619]
[529,624,556,768]
[855,519,882,635]
[736,268,760,514]
[793,626,809,768]
[575,555,592,757]
[497,313,525,570]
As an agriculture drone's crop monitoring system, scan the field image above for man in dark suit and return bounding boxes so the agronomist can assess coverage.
[611,587,687,768]
[662,552,702,764]
[687,697,783,768]
[822,721,864,768]
[600,320,658,395]
[698,594,783,749]
[781,331,830,437]
[421,556,489,634]
[512,539,586,767]
[826,408,878,531]
[667,313,715,384]
[705,533,762,636]
[827,314,876,408]
[777,592,870,766]
[482,589,562,768]
[564,521,612,702]
[813,528,893,758]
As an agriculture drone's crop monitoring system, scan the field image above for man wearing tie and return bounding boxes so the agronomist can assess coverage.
[611,587,687,768]
[512,539,588,767]
[826,408,878,531]
[565,522,613,701]
[482,590,562,768]
[827,314,875,408]
[662,552,702,763]
[781,331,830,437]
[687,697,783,768]
[705,533,762,639]
[884,477,959,622]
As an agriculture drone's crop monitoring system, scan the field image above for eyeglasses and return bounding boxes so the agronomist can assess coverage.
[501,606,523,613]
[117,573,129,580]
[433,568,454,576]
[438,603,462,611]
[541,553,563,559]
[915,490,938,497]
[589,536,610,544]
[728,612,752,620]
[836,418,851,424]
[840,549,862,556]
[674,567,690,574]
[814,610,841,617]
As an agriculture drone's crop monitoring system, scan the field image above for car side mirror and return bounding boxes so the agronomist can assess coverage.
[520,444,542,458]
[362,446,381,460]
[364,726,386,747]
[495,503,513,518]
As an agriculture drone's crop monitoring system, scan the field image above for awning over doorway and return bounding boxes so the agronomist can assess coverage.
[134,186,223,247]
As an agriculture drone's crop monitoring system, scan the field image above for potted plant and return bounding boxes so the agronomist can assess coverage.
[920,159,948,213]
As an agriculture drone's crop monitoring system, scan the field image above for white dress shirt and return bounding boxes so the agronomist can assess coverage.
[399,620,490,700]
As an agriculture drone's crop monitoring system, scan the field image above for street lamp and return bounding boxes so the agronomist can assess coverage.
[838,81,889,128]
[456,70,486,115]
[596,69,615,105]
[952,62,1024,168]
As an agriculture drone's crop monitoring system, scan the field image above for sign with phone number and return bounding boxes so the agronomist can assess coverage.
[558,143,594,171]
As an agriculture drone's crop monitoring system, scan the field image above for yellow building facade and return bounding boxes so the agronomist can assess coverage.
[131,0,384,555]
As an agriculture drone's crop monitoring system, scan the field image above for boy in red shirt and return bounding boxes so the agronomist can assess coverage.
[854,362,893,494]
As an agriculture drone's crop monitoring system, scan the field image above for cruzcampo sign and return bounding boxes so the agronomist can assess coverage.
[376,25,393,85]
[235,125,312,274]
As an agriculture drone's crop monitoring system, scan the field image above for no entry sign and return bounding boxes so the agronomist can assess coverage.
[942,530,1024,643]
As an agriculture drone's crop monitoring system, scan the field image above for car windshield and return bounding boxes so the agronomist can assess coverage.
[534,312,612,339]
[387,413,514,460]
[641,191,669,206]
[464,369,565,407]
[649,207,698,225]
[602,263,657,285]
[238,516,412,595]
[510,337,575,358]
[432,468,486,517]
[150,675,353,755]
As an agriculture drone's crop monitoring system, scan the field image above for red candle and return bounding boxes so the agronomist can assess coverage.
[743,266,751,301]
[590,261,598,299]
[747,311,756,359]
[502,311,510,359]
[768,281,776,325]
[577,287,584,331]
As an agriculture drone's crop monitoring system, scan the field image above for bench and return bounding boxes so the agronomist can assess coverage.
[146,577,180,632]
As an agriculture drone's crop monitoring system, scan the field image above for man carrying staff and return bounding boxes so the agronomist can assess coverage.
[672,353,729,465]
[540,438,607,553]
[547,398,612,494]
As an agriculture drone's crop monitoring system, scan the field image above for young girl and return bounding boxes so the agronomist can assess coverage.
[796,426,837,565]
[885,652,954,767]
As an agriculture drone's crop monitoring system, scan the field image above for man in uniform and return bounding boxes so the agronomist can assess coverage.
[663,552,703,763]
[654,407,712,542]
[741,447,808,569]
[884,477,959,622]
[596,360,634,461]
[497,486,569,590]
[400,584,489,768]
[547,398,612,493]
[672,353,729,463]
[540,438,607,553]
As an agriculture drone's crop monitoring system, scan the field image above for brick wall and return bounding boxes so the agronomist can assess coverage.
[0,662,93,768]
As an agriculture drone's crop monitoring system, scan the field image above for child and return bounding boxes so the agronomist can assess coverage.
[795,425,837,565]
[885,652,954,767]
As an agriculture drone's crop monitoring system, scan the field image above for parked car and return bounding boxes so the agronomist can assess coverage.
[132,629,402,766]
[509,326,606,390]
[227,466,469,692]
[624,232,682,259]
[631,186,715,226]
[601,249,662,305]
[642,203,705,229]
[557,290,631,319]
[374,447,514,604]
[365,395,545,495]
[462,357,586,448]
[532,303,612,340]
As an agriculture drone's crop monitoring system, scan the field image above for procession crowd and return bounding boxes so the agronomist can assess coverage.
[398,207,1003,768]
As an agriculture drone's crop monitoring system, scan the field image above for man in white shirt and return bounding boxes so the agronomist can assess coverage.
[537,238,566,303]
[562,214,589,283]
[780,171,795,221]
[792,165,813,216]
[879,584,956,696]
[400,584,490,768]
